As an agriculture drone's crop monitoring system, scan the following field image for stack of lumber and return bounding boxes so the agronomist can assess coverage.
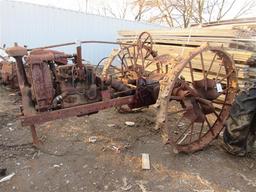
[191,17,256,29]
[118,18,256,88]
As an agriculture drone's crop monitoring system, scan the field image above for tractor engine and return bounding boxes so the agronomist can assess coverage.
[54,64,101,108]
[27,49,102,112]
[7,45,161,116]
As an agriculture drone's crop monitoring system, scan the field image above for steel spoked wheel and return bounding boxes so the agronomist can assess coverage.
[137,32,154,61]
[157,43,238,153]
[102,33,160,82]
[102,32,162,113]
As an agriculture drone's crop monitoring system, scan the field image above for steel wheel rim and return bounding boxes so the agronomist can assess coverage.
[158,44,238,153]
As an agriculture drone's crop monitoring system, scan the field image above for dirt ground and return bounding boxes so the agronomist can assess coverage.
[0,85,256,192]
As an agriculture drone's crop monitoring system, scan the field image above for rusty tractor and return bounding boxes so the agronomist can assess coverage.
[0,52,19,88]
[5,32,238,153]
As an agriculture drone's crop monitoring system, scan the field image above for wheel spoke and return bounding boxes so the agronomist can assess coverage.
[118,54,128,69]
[205,116,214,136]
[206,53,217,78]
[127,48,134,67]
[143,36,150,44]
[123,56,129,69]
[116,54,125,75]
[134,46,139,69]
[140,48,145,72]
[145,61,154,69]
[188,61,195,83]
[144,50,152,59]
[217,70,234,83]
[215,59,223,81]
[213,111,223,123]
[200,53,207,90]
[199,121,205,139]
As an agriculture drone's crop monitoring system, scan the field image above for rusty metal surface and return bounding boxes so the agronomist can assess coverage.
[5,33,238,153]
[0,59,18,88]
[30,62,54,111]
[102,32,164,81]
[21,96,134,126]
[156,43,238,153]
[28,49,69,65]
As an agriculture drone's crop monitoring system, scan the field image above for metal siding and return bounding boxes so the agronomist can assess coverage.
[0,1,2,46]
[1,1,165,64]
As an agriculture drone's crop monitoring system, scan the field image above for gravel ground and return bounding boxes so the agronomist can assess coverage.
[0,85,256,192]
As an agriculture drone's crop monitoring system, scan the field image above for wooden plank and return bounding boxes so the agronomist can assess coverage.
[119,28,238,38]
[117,23,255,92]
[141,153,150,170]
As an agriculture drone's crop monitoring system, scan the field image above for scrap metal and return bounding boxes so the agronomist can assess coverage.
[5,32,238,153]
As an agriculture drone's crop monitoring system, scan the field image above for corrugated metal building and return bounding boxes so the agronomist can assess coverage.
[0,0,164,63]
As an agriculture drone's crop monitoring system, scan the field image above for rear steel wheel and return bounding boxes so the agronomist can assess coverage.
[157,43,238,153]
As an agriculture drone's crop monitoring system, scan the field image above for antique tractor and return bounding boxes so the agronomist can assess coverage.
[6,32,238,153]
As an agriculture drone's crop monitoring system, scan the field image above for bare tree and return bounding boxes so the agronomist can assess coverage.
[95,0,130,19]
[132,0,256,28]
[77,0,256,26]
[132,0,153,21]
[205,0,237,22]
[233,0,256,19]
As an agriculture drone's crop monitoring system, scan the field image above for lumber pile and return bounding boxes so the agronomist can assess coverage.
[191,17,256,29]
[118,18,256,88]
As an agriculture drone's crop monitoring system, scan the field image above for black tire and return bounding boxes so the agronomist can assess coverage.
[223,87,256,156]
